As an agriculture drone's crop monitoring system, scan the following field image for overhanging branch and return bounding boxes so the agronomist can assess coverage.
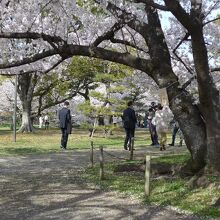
[0,49,58,70]
[0,32,65,43]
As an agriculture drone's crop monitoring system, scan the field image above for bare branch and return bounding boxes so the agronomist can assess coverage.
[0,32,65,43]
[0,49,58,70]
[92,22,124,47]
[182,75,196,90]
[210,67,220,73]
[173,33,195,75]
[164,0,195,32]
[133,0,169,11]
[203,1,220,21]
[203,17,220,26]
[40,58,64,75]
[110,37,148,53]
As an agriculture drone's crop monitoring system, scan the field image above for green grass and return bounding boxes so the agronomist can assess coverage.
[0,127,158,155]
[153,154,191,164]
[82,158,220,219]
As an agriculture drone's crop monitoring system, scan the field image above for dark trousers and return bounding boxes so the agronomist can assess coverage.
[61,128,69,149]
[124,128,135,149]
[148,121,158,145]
[171,126,179,145]
[45,121,49,130]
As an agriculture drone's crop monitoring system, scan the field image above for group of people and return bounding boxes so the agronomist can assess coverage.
[39,114,49,129]
[122,101,184,151]
[57,100,184,151]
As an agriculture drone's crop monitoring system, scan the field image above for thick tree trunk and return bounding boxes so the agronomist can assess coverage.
[143,5,207,172]
[17,73,37,133]
[163,0,220,173]
[167,86,207,173]
[191,27,220,173]
[18,100,34,133]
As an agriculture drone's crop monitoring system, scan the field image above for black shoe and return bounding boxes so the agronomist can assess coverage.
[169,143,174,146]
[124,146,128,150]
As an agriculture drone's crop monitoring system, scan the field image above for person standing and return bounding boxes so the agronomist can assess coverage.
[122,101,137,150]
[39,114,44,128]
[169,119,184,146]
[44,114,49,130]
[152,104,172,151]
[147,106,159,146]
[58,101,72,150]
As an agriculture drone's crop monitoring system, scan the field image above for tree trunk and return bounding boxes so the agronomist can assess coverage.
[17,73,37,133]
[190,26,220,173]
[18,99,34,132]
[143,5,207,172]
[162,0,220,173]
[168,86,207,173]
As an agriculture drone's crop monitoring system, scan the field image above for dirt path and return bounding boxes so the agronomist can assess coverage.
[0,146,211,220]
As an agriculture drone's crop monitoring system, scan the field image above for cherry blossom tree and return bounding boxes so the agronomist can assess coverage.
[0,0,220,174]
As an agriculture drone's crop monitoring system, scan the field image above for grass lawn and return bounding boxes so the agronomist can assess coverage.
[0,126,157,155]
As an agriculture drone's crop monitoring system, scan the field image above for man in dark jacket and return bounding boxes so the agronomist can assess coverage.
[122,101,137,150]
[59,101,72,149]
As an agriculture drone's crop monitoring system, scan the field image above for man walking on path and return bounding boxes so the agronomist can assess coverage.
[122,101,137,150]
[58,101,72,149]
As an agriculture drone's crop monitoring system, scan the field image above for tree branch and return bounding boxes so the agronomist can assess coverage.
[92,22,124,47]
[66,44,154,75]
[182,75,196,90]
[203,17,220,26]
[40,58,64,75]
[0,32,65,43]
[173,32,195,75]
[164,0,195,32]
[0,49,58,70]
[105,1,151,37]
[210,67,220,73]
[110,37,148,53]
[133,0,169,11]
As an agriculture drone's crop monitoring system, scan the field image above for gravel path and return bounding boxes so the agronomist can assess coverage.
[0,147,212,220]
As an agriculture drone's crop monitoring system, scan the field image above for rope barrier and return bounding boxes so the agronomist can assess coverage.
[103,149,127,161]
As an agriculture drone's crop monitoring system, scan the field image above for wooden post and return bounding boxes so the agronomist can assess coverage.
[129,137,134,160]
[90,140,94,167]
[13,74,18,142]
[99,146,104,180]
[145,155,151,196]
